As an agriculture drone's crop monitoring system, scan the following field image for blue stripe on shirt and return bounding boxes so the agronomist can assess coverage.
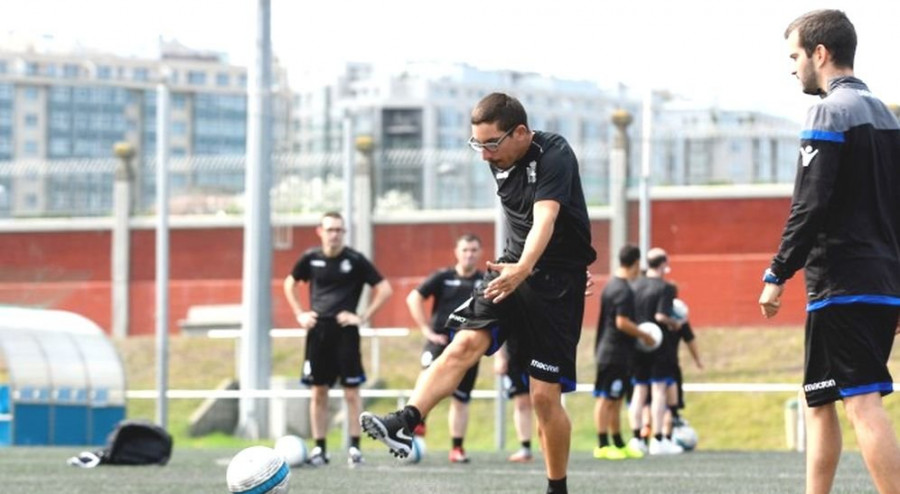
[807,294,900,312]
[800,129,845,142]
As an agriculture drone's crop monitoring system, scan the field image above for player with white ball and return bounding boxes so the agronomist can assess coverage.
[629,248,685,456]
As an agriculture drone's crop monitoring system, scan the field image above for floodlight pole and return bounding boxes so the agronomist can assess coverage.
[494,199,507,451]
[154,74,171,429]
[610,110,633,272]
[638,89,653,267]
[238,0,273,439]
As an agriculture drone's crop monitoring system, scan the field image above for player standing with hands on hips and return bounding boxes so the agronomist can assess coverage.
[284,211,393,467]
[758,10,900,494]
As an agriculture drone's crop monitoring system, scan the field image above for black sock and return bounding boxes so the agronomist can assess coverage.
[547,477,567,494]
[402,405,422,430]
[666,433,673,440]
[632,428,642,439]
[452,437,463,449]
[598,433,610,448]
[670,406,680,420]
[350,436,360,449]
[612,433,625,448]
[654,433,663,442]
[522,440,531,450]
[315,438,326,453]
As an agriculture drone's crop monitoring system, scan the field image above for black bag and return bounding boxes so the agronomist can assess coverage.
[69,420,173,467]
[101,420,173,465]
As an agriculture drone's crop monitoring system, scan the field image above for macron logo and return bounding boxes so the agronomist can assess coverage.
[800,145,819,167]
[804,379,836,392]
[530,359,559,374]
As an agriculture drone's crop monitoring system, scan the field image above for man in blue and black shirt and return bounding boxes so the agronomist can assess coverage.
[759,10,900,493]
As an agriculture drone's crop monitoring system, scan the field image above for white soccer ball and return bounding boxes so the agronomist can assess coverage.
[404,436,426,464]
[672,425,698,451]
[274,434,308,467]
[226,446,291,494]
[672,298,689,321]
[635,322,663,352]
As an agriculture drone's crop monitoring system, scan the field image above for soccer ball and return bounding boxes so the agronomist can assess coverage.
[635,322,663,352]
[226,446,291,494]
[274,435,308,467]
[672,424,698,451]
[404,436,426,464]
[672,298,689,321]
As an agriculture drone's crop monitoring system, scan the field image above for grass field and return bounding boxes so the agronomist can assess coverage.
[115,326,900,453]
[0,447,880,494]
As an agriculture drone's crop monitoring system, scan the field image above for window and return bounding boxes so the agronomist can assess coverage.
[24,113,38,127]
[171,121,187,136]
[63,64,80,78]
[50,112,70,130]
[23,140,39,156]
[216,73,230,87]
[0,61,6,74]
[171,93,186,108]
[187,71,206,85]
[50,138,70,157]
[45,64,57,77]
[133,68,149,81]
[25,62,39,76]
[96,65,112,79]
[24,86,39,100]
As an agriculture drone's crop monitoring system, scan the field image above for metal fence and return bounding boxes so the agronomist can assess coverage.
[0,135,794,218]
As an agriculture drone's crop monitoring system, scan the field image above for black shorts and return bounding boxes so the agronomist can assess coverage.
[804,304,898,407]
[421,340,480,402]
[447,267,586,393]
[301,320,365,388]
[594,363,631,400]
[631,351,653,385]
[503,333,531,398]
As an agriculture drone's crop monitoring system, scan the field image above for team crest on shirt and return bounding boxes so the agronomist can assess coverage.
[340,259,352,273]
[800,145,819,167]
[527,161,537,183]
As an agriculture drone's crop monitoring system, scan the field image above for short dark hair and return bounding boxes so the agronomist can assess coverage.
[471,92,529,132]
[618,245,641,268]
[457,233,482,246]
[785,9,856,69]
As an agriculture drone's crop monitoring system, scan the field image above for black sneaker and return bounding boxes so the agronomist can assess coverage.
[360,411,413,458]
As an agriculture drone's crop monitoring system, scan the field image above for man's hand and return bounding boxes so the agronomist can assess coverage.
[423,327,449,345]
[484,261,530,303]
[336,311,363,327]
[584,270,595,297]
[758,283,785,319]
[639,332,656,348]
[296,311,318,329]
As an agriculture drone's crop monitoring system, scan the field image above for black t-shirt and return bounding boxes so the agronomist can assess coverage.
[289,246,384,318]
[595,276,636,366]
[492,131,596,271]
[415,268,484,334]
[632,276,676,363]
[663,320,695,364]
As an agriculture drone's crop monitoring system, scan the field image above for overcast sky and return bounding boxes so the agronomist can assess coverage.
[5,0,900,120]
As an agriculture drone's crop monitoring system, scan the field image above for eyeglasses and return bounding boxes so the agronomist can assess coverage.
[468,127,515,152]
[323,227,345,233]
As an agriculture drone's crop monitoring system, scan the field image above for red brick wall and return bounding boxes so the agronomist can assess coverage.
[0,196,808,335]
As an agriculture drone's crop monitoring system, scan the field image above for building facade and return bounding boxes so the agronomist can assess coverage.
[0,38,293,216]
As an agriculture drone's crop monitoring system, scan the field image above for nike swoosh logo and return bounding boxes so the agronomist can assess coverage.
[396,429,413,442]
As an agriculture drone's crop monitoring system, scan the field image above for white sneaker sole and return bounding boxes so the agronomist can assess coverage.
[359,412,412,459]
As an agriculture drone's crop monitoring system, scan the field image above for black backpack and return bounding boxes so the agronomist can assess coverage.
[68,420,173,467]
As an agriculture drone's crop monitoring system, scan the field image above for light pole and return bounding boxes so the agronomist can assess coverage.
[112,141,135,339]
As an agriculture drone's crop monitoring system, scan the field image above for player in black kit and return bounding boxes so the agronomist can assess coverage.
[593,245,654,461]
[406,233,484,463]
[759,10,900,493]
[283,211,393,467]
[362,92,596,494]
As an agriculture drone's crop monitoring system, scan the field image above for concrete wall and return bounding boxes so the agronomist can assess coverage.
[0,188,808,334]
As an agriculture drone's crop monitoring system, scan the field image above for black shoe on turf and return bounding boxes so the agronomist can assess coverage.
[359,411,413,459]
